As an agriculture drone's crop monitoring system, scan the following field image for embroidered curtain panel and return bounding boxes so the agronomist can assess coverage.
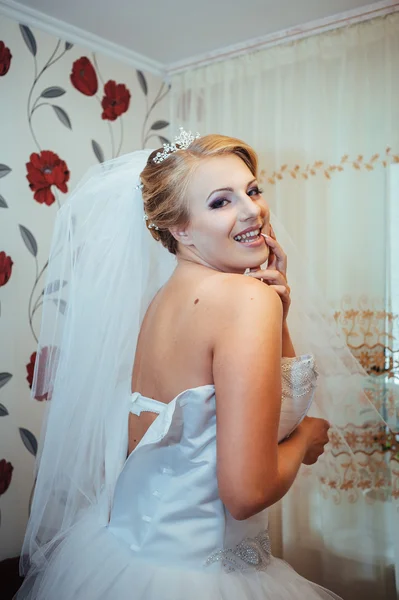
[170,14,399,599]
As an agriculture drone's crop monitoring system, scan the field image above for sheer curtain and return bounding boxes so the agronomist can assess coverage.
[171,14,399,599]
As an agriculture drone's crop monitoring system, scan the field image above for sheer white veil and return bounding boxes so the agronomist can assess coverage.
[21,150,176,579]
[20,146,393,587]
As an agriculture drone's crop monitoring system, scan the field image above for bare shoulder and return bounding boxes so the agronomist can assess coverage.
[203,273,282,321]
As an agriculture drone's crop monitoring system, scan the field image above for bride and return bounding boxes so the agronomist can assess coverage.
[17,130,368,599]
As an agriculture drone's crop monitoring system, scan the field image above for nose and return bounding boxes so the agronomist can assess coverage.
[238,194,262,222]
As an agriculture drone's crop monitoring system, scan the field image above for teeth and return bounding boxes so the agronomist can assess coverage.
[234,228,260,242]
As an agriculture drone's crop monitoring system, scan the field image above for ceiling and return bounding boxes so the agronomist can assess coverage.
[4,0,394,71]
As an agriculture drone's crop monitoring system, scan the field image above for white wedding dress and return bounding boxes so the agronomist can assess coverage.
[18,354,342,600]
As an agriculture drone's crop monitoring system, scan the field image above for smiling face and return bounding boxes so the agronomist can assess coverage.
[171,154,270,273]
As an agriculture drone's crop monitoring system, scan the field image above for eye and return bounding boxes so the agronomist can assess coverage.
[248,186,263,197]
[209,198,229,209]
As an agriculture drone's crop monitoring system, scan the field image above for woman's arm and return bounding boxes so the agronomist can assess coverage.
[246,232,294,358]
[211,275,320,521]
[282,322,295,358]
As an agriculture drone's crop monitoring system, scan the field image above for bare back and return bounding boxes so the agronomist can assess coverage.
[128,263,223,453]
[127,258,287,523]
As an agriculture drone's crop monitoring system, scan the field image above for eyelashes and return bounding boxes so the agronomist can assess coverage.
[249,186,263,196]
[209,198,229,209]
[209,187,263,209]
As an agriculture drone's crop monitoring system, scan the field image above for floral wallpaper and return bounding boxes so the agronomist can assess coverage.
[0,15,170,559]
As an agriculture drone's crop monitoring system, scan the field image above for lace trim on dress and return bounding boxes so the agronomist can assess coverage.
[281,354,318,400]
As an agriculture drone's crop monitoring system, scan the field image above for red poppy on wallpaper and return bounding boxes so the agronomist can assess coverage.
[0,41,12,76]
[0,459,13,496]
[26,351,36,390]
[26,150,70,206]
[0,251,13,287]
[26,346,58,400]
[101,80,131,121]
[70,56,98,96]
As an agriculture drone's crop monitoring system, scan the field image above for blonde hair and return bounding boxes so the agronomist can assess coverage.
[140,134,258,254]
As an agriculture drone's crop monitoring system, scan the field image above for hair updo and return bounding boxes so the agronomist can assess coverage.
[139,134,258,254]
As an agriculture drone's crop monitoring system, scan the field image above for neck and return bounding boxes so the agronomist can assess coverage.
[175,245,256,275]
[175,247,218,272]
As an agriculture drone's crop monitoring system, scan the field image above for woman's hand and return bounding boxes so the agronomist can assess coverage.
[296,416,331,465]
[246,226,291,322]
[265,225,287,277]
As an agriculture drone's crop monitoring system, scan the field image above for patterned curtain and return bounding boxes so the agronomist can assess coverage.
[170,14,399,599]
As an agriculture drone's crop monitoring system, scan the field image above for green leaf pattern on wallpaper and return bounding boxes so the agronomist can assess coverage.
[0,21,170,531]
[138,69,171,148]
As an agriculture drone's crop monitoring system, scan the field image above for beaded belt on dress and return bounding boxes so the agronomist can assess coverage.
[205,529,271,573]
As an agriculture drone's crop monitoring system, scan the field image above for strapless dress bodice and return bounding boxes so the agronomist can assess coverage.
[18,353,342,600]
[108,354,318,572]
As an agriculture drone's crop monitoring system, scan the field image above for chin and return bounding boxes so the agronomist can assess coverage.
[243,246,270,269]
[225,246,270,273]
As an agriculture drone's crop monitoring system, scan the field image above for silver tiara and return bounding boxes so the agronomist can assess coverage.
[153,127,200,164]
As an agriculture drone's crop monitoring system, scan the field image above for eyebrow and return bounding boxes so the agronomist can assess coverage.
[206,179,257,202]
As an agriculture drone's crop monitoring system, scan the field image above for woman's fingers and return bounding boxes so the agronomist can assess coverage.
[262,232,287,277]
[268,284,291,301]
[247,269,287,287]
[246,272,290,302]
[267,226,277,268]
[244,270,291,321]
[269,285,291,322]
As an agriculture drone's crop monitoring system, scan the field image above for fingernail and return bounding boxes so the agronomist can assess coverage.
[261,233,271,239]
